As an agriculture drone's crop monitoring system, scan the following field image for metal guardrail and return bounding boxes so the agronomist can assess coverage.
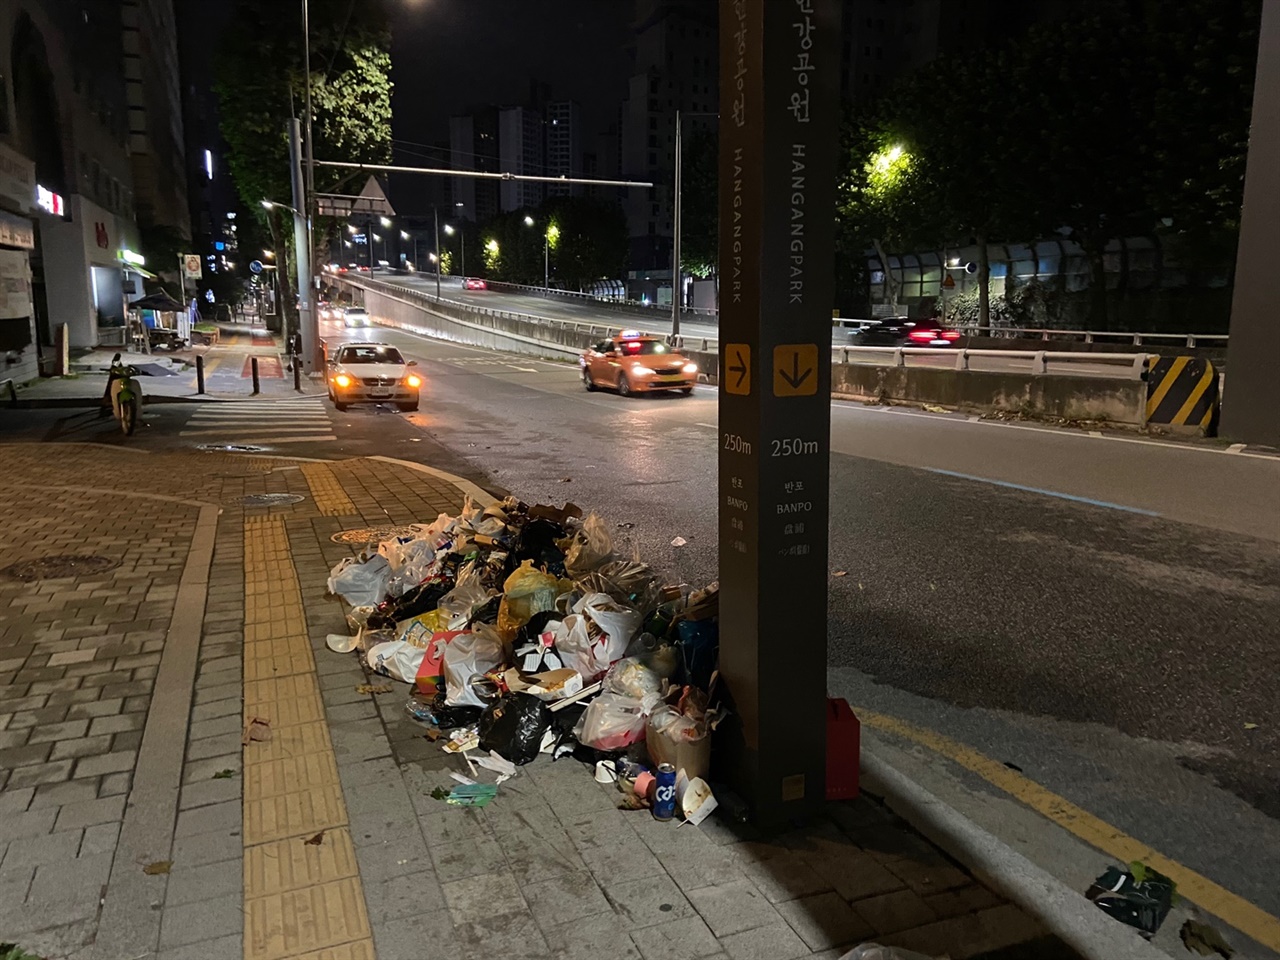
[468,278,720,318]
[342,276,1155,378]
[954,325,1228,348]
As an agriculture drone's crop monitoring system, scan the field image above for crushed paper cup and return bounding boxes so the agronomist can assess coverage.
[594,760,619,784]
[326,633,358,654]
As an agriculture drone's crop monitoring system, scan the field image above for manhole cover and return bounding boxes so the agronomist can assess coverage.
[197,443,268,453]
[234,493,306,507]
[1,555,119,582]
[331,524,421,545]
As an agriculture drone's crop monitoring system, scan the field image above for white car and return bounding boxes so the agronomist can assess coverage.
[326,341,421,412]
[343,306,370,327]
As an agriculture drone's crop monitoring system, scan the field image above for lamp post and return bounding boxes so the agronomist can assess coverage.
[444,223,460,279]
[454,201,466,277]
[433,207,442,298]
[401,230,414,269]
[671,110,718,337]
[524,215,555,295]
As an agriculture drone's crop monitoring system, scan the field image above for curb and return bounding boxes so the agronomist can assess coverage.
[366,454,501,508]
[860,745,1174,960]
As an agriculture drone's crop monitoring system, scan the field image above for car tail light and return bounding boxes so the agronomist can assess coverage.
[334,374,351,388]
[908,329,935,343]
[941,330,960,340]
[406,374,422,388]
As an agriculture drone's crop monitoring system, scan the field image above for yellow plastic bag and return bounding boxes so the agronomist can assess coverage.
[496,561,561,642]
[396,609,449,647]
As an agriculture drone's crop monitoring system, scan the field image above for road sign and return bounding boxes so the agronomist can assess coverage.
[716,0,839,826]
[249,260,263,275]
[772,344,818,397]
[181,254,201,280]
[725,343,751,395]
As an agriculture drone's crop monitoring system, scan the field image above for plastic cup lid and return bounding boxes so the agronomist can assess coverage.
[326,633,359,654]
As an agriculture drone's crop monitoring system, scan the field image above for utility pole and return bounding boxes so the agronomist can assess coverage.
[544,229,550,295]
[287,119,312,375]
[672,109,682,337]
[301,0,318,373]
[434,207,441,299]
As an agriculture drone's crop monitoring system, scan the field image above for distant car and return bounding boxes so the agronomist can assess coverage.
[326,341,421,412]
[853,317,960,347]
[580,331,698,397]
[464,277,487,291]
[343,306,369,327]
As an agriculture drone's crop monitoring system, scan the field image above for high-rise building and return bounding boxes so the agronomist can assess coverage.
[498,106,545,212]
[124,0,189,240]
[449,109,500,224]
[618,0,718,270]
[545,100,582,198]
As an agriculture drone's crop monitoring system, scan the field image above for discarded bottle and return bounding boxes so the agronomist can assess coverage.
[653,763,677,821]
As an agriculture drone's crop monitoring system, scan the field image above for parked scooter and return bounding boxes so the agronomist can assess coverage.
[106,353,142,435]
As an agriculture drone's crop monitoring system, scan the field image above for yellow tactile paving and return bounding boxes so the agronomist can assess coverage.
[289,940,377,960]
[245,878,372,960]
[242,515,372,960]
[300,462,358,517]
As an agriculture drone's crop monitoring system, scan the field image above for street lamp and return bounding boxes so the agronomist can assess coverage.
[523,216,556,295]
[261,198,299,215]
[444,223,463,278]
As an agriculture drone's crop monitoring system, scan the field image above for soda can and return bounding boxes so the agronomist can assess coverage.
[653,763,677,821]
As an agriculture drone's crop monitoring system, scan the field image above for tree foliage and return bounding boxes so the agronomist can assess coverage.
[213,0,392,328]
[478,198,627,289]
[681,128,718,278]
[835,0,1261,324]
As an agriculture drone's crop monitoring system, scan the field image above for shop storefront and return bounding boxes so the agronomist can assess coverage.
[0,141,38,383]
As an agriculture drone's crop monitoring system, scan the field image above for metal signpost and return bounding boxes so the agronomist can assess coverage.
[715,0,841,826]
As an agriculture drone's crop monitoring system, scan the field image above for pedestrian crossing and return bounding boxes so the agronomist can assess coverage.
[179,397,336,444]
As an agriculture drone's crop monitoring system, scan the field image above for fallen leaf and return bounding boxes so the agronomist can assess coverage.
[357,684,392,695]
[241,717,272,745]
[558,477,572,483]
[832,570,848,577]
[143,861,172,876]
[211,769,235,780]
[1180,918,1234,958]
[303,831,325,846]
[429,786,449,801]
[923,403,949,413]
[423,727,442,742]
[1244,722,1259,730]
[1003,761,1024,773]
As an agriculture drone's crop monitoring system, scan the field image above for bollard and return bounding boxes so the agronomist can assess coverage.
[251,357,260,394]
[195,354,205,394]
[294,356,301,391]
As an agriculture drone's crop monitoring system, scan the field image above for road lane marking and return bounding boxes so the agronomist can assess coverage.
[180,427,334,437]
[858,708,1280,952]
[695,422,718,429]
[1226,443,1247,454]
[924,467,1160,516]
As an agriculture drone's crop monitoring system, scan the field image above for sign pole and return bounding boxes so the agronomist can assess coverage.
[715,0,841,827]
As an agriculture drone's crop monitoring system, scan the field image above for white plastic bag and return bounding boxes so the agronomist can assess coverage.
[838,946,937,960]
[366,639,427,684]
[574,592,641,660]
[548,614,609,682]
[573,692,648,750]
[326,555,391,607]
[443,626,507,708]
[564,513,613,575]
[604,657,661,699]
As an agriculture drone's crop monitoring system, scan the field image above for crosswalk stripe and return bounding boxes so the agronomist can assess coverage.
[179,426,334,437]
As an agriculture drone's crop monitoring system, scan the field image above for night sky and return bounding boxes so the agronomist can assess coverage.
[389,0,635,160]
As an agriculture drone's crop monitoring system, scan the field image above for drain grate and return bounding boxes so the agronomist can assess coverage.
[234,493,306,507]
[1,555,120,582]
[197,443,268,453]
[331,524,421,545]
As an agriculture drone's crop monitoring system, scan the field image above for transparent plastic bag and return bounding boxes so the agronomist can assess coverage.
[574,592,641,660]
[438,561,496,629]
[604,657,661,699]
[563,513,613,576]
[327,555,391,607]
[838,946,938,960]
[573,693,648,751]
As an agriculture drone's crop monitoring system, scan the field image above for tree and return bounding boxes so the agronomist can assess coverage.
[214,0,392,331]
[543,197,628,290]
[681,129,718,279]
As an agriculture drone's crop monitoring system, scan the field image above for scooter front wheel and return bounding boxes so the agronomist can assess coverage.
[120,397,138,435]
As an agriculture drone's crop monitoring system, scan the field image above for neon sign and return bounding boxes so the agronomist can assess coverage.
[36,184,64,216]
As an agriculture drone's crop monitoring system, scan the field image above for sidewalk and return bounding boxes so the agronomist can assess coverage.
[13,325,323,406]
[0,444,1074,960]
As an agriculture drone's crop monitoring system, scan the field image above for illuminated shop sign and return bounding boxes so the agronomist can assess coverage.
[36,184,65,216]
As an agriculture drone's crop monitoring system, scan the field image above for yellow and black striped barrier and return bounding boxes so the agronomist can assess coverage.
[1146,356,1218,435]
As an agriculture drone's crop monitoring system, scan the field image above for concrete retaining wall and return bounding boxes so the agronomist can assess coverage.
[352,280,1147,426]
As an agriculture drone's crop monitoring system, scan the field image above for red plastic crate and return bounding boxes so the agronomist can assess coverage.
[826,697,861,800]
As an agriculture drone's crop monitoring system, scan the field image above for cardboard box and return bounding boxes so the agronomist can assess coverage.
[646,714,711,782]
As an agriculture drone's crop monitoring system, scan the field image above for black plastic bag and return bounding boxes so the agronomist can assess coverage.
[467,595,502,626]
[429,691,483,730]
[517,609,563,647]
[370,577,451,628]
[512,518,567,575]
[478,693,551,765]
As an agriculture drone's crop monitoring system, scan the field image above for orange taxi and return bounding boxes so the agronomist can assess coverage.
[580,331,699,396]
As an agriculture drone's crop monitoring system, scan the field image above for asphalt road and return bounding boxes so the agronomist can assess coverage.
[352,273,1149,380]
[5,317,1279,945]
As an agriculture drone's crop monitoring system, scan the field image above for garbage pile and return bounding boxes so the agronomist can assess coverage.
[325,496,724,822]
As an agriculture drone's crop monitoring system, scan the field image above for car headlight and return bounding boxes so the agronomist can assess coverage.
[683,363,698,374]
[633,366,654,376]
[405,374,421,388]
[334,374,351,388]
